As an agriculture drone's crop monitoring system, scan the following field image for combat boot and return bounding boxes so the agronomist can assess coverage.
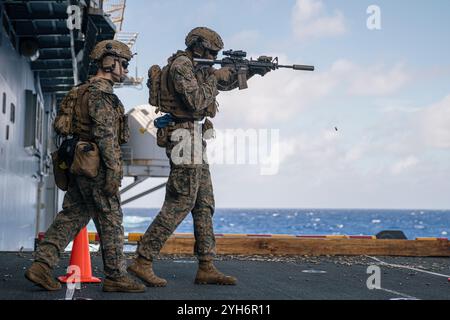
[102,275,146,293]
[127,256,167,287]
[24,261,62,291]
[194,261,237,285]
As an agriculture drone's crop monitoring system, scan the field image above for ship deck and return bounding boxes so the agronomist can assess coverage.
[0,252,449,300]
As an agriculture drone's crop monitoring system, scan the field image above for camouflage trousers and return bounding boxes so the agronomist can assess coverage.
[137,163,216,262]
[35,166,126,279]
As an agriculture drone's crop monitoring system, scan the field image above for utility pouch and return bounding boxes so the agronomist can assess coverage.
[70,142,100,178]
[54,91,76,136]
[57,137,79,168]
[51,151,69,191]
[156,127,170,148]
[202,118,215,140]
[205,100,218,118]
[148,65,162,109]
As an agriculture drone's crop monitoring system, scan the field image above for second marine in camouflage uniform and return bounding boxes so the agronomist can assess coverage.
[128,27,270,286]
[25,40,145,293]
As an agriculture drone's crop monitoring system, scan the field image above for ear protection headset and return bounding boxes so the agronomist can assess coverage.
[100,55,129,82]
[101,55,117,72]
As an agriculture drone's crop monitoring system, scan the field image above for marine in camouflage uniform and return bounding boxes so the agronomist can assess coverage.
[25,40,145,293]
[128,27,271,286]
[137,51,221,262]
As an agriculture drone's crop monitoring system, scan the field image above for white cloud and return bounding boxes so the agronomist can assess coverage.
[216,53,336,127]
[376,99,422,114]
[421,95,450,149]
[349,65,409,96]
[331,60,410,96]
[216,58,410,128]
[279,129,343,169]
[344,143,368,162]
[226,30,261,49]
[390,156,420,175]
[292,0,346,40]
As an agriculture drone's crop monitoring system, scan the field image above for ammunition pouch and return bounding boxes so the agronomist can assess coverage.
[70,141,100,178]
[57,137,79,169]
[205,101,218,118]
[202,118,215,140]
[51,151,69,191]
[156,127,170,148]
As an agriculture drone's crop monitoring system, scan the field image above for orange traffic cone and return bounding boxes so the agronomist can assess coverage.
[58,227,101,283]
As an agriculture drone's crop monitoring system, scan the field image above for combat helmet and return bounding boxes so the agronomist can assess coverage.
[90,39,132,61]
[185,27,224,51]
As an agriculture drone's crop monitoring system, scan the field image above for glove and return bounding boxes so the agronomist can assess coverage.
[104,169,121,196]
[213,67,233,82]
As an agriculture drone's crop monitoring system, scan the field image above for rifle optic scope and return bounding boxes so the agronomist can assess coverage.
[223,50,247,58]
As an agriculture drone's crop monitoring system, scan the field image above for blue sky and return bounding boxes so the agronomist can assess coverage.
[115,0,450,209]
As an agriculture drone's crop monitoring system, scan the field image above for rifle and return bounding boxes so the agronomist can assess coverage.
[194,49,314,90]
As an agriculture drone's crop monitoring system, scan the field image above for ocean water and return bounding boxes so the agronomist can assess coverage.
[120,208,450,239]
